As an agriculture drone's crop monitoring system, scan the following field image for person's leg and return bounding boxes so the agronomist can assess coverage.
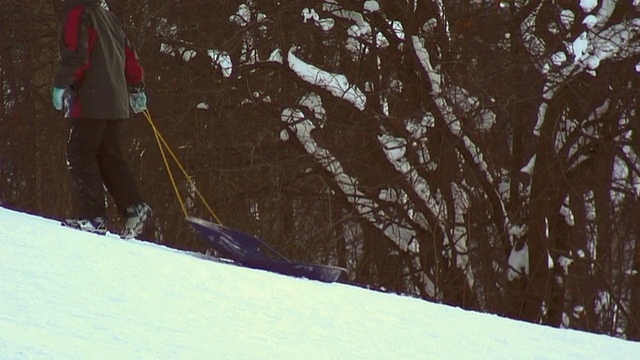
[97,119,145,215]
[66,118,108,219]
[98,119,151,238]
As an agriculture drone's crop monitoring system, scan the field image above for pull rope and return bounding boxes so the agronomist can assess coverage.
[142,109,223,224]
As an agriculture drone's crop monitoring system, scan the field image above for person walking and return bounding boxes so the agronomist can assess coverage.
[52,0,151,239]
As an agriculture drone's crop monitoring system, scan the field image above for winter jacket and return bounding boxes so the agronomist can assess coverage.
[54,0,144,119]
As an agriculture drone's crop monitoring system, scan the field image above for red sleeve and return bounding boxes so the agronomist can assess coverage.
[63,7,84,51]
[125,40,144,86]
[54,5,96,88]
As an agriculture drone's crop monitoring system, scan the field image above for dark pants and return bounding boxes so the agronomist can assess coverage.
[66,118,144,218]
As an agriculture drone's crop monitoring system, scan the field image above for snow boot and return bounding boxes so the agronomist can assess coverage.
[62,217,108,235]
[120,203,152,239]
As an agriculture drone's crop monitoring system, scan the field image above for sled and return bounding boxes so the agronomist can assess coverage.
[186,216,346,283]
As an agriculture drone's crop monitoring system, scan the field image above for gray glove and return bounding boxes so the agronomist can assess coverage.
[52,87,74,117]
[129,86,147,113]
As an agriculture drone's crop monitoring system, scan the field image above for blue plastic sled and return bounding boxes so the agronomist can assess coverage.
[186,217,346,283]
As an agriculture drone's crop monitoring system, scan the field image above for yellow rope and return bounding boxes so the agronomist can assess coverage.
[149,115,187,217]
[143,109,223,224]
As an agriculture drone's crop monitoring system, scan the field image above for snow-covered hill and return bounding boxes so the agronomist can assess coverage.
[0,206,638,359]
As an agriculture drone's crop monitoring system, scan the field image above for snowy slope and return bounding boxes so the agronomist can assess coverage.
[0,207,638,359]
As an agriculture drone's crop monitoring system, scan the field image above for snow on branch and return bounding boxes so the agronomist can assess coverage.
[411,36,495,184]
[411,34,509,233]
[411,36,442,95]
[156,17,234,78]
[323,0,368,28]
[207,50,233,78]
[621,144,640,198]
[520,2,546,71]
[280,106,433,295]
[378,132,446,228]
[287,47,366,110]
[614,112,640,198]
[562,99,610,171]
[379,129,474,289]
[280,109,414,250]
[524,3,640,136]
[589,0,616,30]
[581,20,640,69]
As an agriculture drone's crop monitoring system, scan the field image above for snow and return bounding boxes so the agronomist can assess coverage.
[325,2,399,53]
[207,50,233,78]
[423,18,438,34]
[2,208,640,359]
[560,199,575,226]
[299,92,326,124]
[572,32,589,62]
[267,48,283,63]
[560,10,575,29]
[521,155,537,175]
[230,4,251,26]
[316,18,335,31]
[558,255,574,275]
[507,244,529,280]
[301,7,335,31]
[586,55,600,69]
[412,35,442,95]
[580,0,598,13]
[583,15,598,29]
[551,51,567,66]
[363,1,380,13]
[378,132,445,235]
[301,8,319,23]
[286,48,366,111]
